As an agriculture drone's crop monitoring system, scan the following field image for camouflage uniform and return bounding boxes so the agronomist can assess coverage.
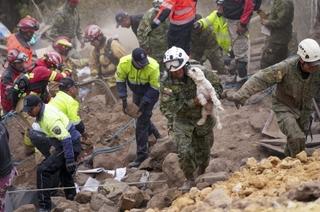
[260,0,294,69]
[191,28,225,74]
[137,8,169,72]
[160,61,223,178]
[89,38,127,87]
[49,3,83,47]
[228,56,320,157]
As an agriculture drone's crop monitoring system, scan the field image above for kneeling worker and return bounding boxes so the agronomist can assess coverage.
[23,95,81,212]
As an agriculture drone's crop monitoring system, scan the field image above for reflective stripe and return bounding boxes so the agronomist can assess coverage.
[49,71,57,81]
[170,15,195,25]
[163,2,173,9]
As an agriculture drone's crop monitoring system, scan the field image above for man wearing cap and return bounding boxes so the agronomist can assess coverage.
[115,11,143,37]
[49,0,84,49]
[49,77,86,137]
[116,48,161,167]
[23,95,81,211]
[224,38,320,157]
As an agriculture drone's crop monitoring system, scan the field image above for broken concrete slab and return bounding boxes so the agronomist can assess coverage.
[196,172,229,185]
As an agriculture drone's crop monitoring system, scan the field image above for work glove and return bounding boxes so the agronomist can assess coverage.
[193,21,202,31]
[66,159,77,174]
[121,98,128,114]
[236,24,247,35]
[222,90,244,109]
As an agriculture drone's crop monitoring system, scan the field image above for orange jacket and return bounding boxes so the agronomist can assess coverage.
[7,33,33,68]
[157,0,197,25]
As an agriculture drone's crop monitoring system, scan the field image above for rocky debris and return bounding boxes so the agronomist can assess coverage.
[147,188,182,209]
[196,172,229,186]
[14,204,36,212]
[289,181,320,202]
[90,193,115,211]
[205,158,233,173]
[51,197,79,212]
[151,153,320,211]
[249,109,269,132]
[92,147,125,170]
[162,153,186,187]
[296,151,308,163]
[99,178,129,202]
[120,186,149,210]
[75,191,92,204]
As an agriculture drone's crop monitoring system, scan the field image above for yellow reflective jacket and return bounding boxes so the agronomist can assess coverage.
[198,10,231,52]
[49,91,81,125]
[116,55,160,104]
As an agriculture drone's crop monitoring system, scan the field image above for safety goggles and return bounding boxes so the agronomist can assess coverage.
[165,60,181,71]
[305,60,320,67]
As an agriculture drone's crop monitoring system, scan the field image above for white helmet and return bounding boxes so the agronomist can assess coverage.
[152,0,163,8]
[163,46,189,72]
[297,38,320,62]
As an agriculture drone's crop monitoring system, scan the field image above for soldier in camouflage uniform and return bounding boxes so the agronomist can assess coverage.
[137,0,168,73]
[259,0,294,69]
[49,0,84,49]
[161,47,223,191]
[224,39,320,157]
[191,15,225,75]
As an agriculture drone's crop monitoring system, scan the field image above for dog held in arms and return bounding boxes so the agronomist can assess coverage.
[187,67,224,128]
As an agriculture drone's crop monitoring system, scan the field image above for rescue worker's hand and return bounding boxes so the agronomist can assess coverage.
[121,98,128,114]
[66,160,77,173]
[222,90,244,109]
[151,21,159,30]
[236,24,247,35]
[82,132,89,140]
[193,22,202,31]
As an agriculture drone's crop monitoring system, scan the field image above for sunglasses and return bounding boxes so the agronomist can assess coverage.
[165,60,181,70]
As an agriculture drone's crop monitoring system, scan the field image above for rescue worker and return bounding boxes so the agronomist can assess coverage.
[0,49,28,113]
[49,0,84,48]
[0,123,15,212]
[160,46,223,191]
[221,0,254,82]
[137,0,169,71]
[49,77,86,136]
[7,16,39,69]
[191,14,225,74]
[116,48,161,167]
[115,11,143,37]
[11,51,69,110]
[152,0,197,55]
[193,0,231,54]
[84,24,127,87]
[52,36,89,80]
[23,95,81,211]
[224,39,320,157]
[259,0,294,69]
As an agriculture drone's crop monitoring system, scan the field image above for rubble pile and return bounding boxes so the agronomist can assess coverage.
[146,150,320,212]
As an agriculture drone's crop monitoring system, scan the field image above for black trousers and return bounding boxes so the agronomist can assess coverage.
[133,94,158,161]
[168,20,194,55]
[37,140,81,210]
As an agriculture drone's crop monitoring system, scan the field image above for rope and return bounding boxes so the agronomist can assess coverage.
[6,180,167,194]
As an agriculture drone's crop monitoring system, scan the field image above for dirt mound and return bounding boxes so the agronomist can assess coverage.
[147,151,320,212]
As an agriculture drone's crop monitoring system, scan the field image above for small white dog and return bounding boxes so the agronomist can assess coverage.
[187,67,224,129]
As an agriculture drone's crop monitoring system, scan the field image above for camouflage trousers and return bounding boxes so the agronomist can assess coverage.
[260,40,289,69]
[173,118,214,179]
[275,111,306,157]
[206,47,226,75]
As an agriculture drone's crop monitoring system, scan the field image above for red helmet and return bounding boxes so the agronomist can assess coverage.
[52,36,73,55]
[7,49,29,64]
[44,51,63,68]
[84,24,103,42]
[17,16,39,32]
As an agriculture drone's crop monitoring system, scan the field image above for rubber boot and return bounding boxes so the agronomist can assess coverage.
[236,60,248,85]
